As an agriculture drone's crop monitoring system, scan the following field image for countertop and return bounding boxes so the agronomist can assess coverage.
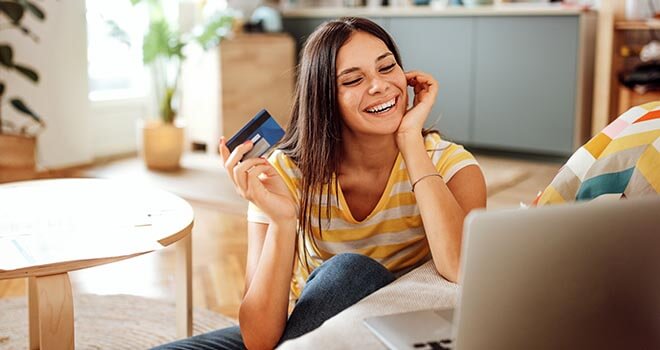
[282,3,593,18]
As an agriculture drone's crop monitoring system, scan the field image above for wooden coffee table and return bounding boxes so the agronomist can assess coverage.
[0,178,195,349]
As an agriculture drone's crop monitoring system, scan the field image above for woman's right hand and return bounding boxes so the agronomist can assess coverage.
[219,138,297,223]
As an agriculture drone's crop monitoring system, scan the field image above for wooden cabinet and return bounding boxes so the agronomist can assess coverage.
[590,0,660,134]
[283,12,595,156]
[592,5,660,134]
[220,33,296,137]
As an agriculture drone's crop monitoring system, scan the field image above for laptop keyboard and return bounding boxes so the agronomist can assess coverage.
[413,338,453,350]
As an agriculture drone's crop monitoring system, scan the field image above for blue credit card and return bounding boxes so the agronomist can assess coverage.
[226,109,285,160]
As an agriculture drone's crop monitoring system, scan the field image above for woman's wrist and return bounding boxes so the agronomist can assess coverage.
[270,217,297,232]
[396,132,425,158]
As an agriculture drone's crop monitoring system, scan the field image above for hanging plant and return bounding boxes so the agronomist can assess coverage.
[0,0,47,136]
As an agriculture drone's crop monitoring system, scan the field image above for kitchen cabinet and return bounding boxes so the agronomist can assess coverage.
[472,16,580,155]
[389,17,473,143]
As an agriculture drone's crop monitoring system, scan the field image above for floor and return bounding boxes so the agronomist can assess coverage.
[0,152,563,320]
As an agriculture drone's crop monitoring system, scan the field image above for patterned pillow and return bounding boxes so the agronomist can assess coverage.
[535,101,660,205]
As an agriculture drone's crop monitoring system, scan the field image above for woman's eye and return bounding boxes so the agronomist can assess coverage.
[342,78,362,86]
[380,63,396,73]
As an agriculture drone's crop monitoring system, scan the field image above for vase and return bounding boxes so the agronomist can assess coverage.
[0,134,36,183]
[138,119,185,171]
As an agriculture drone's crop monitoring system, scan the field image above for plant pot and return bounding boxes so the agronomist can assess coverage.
[0,134,36,183]
[138,120,185,171]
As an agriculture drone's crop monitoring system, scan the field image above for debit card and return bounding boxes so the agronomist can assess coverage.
[226,109,285,160]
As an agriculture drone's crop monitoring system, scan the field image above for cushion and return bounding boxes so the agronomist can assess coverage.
[535,101,660,205]
[278,261,458,349]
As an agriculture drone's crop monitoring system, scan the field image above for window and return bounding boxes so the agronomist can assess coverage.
[86,0,148,101]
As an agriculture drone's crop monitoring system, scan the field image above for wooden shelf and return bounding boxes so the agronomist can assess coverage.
[618,86,660,115]
[615,20,660,31]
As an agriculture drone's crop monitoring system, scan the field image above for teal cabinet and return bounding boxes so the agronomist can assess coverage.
[389,17,473,143]
[472,16,579,155]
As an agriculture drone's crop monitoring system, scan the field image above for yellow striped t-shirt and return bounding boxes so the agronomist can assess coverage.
[247,133,479,297]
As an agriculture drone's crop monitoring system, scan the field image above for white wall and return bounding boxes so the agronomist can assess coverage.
[4,0,92,169]
[180,45,220,154]
[90,97,146,157]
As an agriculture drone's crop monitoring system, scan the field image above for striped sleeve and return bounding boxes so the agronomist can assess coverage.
[246,150,301,224]
[426,133,479,181]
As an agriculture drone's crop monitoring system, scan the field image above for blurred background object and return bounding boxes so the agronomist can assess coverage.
[625,0,660,20]
[251,4,283,32]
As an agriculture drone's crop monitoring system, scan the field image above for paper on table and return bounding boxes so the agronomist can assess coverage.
[0,179,191,272]
[0,221,163,271]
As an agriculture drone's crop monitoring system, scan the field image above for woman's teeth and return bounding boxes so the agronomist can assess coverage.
[366,98,396,114]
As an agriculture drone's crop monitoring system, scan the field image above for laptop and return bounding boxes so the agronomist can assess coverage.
[364,197,660,350]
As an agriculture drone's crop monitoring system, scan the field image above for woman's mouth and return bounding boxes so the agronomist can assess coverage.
[364,96,397,115]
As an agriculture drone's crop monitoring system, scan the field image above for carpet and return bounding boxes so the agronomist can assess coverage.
[81,153,531,213]
[80,153,248,215]
[475,154,533,196]
[0,294,237,350]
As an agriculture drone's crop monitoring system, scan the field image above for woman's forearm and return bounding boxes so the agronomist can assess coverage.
[399,135,466,282]
[239,219,297,349]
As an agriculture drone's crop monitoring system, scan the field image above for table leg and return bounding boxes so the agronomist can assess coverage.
[176,231,193,338]
[32,273,75,350]
[28,277,39,350]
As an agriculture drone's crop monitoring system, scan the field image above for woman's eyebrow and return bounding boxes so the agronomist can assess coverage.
[376,52,393,62]
[337,52,394,78]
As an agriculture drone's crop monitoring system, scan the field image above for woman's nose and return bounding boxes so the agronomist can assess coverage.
[367,76,389,95]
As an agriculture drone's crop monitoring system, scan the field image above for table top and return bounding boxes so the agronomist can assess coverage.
[0,178,194,278]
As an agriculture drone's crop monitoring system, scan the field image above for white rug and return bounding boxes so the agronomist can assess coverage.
[0,294,237,350]
[81,153,248,215]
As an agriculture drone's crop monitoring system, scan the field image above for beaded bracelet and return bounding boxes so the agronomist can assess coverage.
[411,173,443,193]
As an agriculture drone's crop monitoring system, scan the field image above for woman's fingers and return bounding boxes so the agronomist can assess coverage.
[233,157,268,196]
[405,71,436,88]
[405,70,438,105]
[223,140,254,182]
[218,137,230,162]
[244,163,275,199]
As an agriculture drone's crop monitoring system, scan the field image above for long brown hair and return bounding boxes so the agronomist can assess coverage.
[278,17,404,267]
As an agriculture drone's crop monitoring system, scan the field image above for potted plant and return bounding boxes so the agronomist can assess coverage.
[0,1,47,180]
[118,0,233,170]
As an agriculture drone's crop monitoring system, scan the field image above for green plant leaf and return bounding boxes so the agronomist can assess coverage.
[195,14,234,50]
[10,98,43,125]
[13,64,38,82]
[24,1,45,20]
[0,44,14,67]
[169,37,184,59]
[106,19,131,47]
[0,1,25,23]
[143,19,183,63]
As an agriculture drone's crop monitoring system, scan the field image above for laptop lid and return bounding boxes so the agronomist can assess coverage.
[455,197,660,350]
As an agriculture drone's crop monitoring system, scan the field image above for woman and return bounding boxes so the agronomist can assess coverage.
[155,16,486,350]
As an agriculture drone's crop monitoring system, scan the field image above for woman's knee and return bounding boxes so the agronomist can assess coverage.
[307,253,395,288]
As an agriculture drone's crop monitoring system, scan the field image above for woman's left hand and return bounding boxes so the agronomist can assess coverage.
[397,71,439,143]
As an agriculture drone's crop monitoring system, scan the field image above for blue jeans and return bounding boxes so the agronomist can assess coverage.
[152,253,395,349]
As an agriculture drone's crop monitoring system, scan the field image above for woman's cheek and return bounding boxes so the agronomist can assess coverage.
[339,90,360,113]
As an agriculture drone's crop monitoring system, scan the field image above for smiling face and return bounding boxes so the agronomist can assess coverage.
[336,31,408,138]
